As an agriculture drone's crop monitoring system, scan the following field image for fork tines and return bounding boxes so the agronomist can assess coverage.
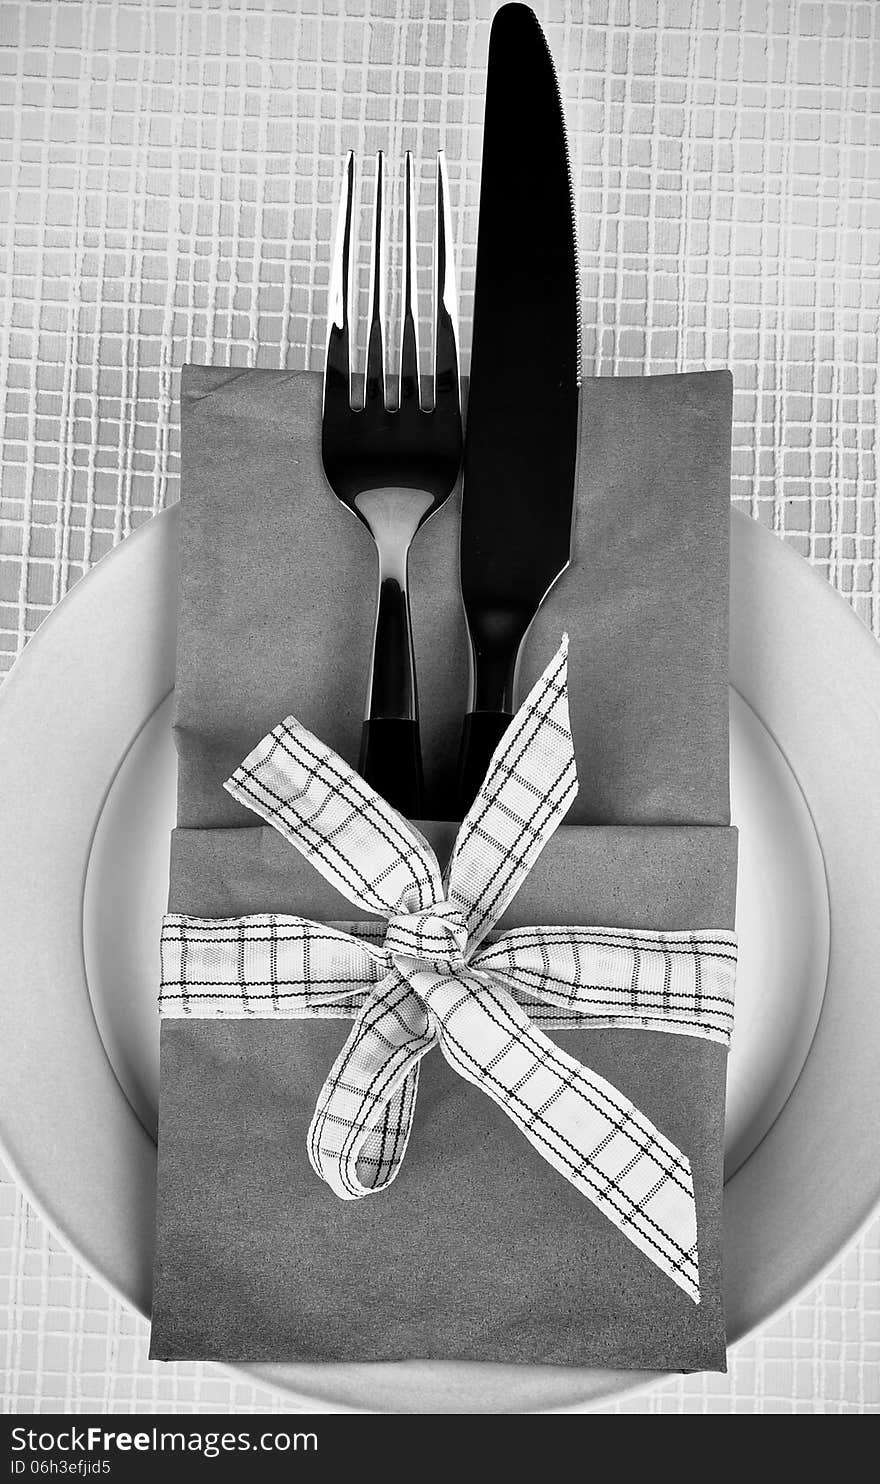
[324,150,460,418]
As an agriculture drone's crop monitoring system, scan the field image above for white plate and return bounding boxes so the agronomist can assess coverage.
[81,667,829,1181]
[0,505,878,1413]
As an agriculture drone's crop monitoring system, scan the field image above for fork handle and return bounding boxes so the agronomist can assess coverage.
[360,719,423,817]
[362,565,423,815]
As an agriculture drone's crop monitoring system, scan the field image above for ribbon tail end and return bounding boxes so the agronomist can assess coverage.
[668,1163,701,1306]
[676,1265,701,1306]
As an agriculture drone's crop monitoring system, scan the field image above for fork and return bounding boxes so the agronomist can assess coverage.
[321,150,463,817]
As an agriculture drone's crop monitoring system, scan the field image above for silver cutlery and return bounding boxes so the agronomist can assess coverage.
[322,150,463,816]
[457,2,581,812]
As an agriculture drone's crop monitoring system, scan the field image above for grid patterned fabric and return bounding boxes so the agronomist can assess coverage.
[1,0,878,1413]
[160,647,736,1299]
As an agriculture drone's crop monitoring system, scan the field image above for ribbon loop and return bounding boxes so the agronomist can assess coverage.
[224,715,444,918]
[307,968,433,1198]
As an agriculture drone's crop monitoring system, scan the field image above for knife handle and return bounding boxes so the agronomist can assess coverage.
[457,710,514,815]
[360,718,424,818]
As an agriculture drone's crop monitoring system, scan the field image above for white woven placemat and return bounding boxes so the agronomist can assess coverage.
[1,0,878,1414]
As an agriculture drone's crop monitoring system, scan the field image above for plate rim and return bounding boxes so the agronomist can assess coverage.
[1,504,878,1413]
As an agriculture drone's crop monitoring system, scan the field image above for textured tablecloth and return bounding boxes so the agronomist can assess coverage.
[1,0,878,1413]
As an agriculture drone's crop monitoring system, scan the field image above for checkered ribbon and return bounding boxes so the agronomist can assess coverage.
[159,639,737,1303]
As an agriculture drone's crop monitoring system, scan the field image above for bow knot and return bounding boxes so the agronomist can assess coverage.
[160,637,738,1305]
[384,903,470,970]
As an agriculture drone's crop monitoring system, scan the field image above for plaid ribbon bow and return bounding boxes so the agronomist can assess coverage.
[160,639,737,1304]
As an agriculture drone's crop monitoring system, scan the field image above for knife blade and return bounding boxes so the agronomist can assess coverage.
[457,2,580,812]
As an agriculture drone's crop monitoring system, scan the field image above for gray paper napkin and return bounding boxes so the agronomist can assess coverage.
[150,366,737,1370]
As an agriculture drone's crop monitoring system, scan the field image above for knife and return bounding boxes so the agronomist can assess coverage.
[457,2,580,812]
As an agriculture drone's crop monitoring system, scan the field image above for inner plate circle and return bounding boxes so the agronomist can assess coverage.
[82,687,829,1177]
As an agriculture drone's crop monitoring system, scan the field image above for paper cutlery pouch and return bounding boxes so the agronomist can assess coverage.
[150,366,738,1371]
